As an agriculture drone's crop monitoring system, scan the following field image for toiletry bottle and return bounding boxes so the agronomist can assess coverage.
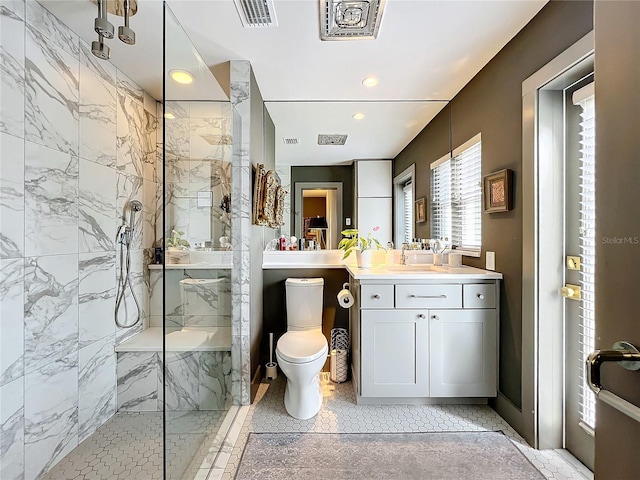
[279,235,287,251]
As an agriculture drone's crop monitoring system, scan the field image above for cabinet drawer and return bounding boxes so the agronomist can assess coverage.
[361,284,395,309]
[463,284,496,309]
[395,285,462,309]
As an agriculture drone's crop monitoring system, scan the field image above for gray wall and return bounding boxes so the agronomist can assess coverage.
[290,165,354,235]
[262,269,350,370]
[249,69,278,400]
[394,0,594,407]
[593,1,640,477]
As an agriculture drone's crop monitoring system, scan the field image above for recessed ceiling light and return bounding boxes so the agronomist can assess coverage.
[164,112,175,119]
[362,76,379,87]
[170,69,194,85]
[353,113,365,120]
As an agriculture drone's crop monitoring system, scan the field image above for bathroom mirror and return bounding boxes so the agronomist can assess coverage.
[265,100,450,248]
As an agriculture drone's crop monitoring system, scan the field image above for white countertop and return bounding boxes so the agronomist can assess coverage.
[345,264,503,280]
[263,250,501,280]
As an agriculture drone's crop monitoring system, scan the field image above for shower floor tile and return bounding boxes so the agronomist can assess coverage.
[42,411,226,480]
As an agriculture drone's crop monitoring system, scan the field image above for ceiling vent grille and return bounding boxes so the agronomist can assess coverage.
[318,134,348,146]
[234,0,277,27]
[283,137,300,145]
[321,0,386,40]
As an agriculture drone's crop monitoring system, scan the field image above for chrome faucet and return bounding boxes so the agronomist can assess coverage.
[400,243,409,265]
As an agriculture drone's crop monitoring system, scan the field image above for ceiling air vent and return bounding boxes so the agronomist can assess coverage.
[320,0,386,40]
[283,137,300,145]
[233,0,277,27]
[318,134,348,146]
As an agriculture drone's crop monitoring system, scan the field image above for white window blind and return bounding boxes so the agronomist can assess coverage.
[431,139,482,250]
[574,88,596,429]
[403,182,413,244]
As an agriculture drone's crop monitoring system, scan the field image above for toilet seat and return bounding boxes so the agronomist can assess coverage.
[277,331,328,364]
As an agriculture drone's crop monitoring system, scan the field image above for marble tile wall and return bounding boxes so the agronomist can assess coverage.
[164,100,232,250]
[116,351,232,412]
[149,269,232,328]
[0,1,159,478]
[230,61,253,406]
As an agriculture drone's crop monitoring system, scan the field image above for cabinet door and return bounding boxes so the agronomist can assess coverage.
[361,309,429,397]
[429,309,497,397]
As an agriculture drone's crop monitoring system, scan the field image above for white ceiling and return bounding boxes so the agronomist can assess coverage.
[43,0,549,166]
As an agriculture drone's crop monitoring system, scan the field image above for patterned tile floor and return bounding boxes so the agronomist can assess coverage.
[43,410,227,480]
[216,375,594,480]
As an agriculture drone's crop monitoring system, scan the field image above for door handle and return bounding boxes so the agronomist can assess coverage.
[587,341,640,424]
[409,294,447,299]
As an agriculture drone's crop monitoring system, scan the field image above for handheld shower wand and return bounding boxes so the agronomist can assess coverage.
[114,200,143,329]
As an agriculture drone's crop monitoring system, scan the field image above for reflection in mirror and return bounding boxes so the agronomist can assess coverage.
[163,6,231,252]
[295,183,344,249]
[266,101,450,248]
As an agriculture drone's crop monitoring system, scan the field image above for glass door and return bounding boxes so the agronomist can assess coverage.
[162,4,235,478]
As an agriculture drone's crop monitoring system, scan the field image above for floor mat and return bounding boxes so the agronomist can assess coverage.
[235,431,545,480]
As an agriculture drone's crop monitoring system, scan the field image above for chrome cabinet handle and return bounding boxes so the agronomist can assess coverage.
[477,293,485,300]
[431,315,439,320]
[373,294,380,299]
[418,314,426,319]
[409,294,447,299]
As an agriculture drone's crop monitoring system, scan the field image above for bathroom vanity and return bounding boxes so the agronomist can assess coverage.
[347,265,502,404]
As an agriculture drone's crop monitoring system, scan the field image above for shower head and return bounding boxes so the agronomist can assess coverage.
[94,0,114,39]
[91,39,110,60]
[118,0,136,45]
[129,200,143,212]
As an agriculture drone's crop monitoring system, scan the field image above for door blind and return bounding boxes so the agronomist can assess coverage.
[403,182,413,244]
[431,140,482,250]
[576,91,596,429]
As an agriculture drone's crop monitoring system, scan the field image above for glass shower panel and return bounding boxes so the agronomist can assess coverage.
[162,3,235,479]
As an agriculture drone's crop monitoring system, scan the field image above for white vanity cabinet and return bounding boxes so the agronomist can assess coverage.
[361,309,429,397]
[429,309,497,397]
[349,272,501,403]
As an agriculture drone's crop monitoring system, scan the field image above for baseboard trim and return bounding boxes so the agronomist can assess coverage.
[493,392,525,439]
[250,365,262,404]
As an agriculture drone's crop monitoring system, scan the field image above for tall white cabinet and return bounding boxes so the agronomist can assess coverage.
[355,160,392,245]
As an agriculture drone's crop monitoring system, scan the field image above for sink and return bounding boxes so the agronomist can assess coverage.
[384,264,432,272]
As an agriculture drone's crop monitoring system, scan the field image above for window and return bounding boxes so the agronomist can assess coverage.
[430,134,482,253]
[573,84,596,429]
[393,164,415,247]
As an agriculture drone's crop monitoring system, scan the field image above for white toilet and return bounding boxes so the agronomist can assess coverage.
[275,278,328,420]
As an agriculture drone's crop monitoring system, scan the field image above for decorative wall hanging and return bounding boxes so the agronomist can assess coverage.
[252,163,287,227]
[483,169,513,213]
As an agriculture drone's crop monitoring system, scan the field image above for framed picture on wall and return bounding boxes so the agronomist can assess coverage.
[483,169,513,213]
[415,197,426,223]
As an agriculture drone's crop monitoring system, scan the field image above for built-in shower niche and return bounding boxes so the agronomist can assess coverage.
[115,267,232,412]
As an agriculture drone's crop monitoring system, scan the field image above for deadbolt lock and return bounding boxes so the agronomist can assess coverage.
[566,256,581,271]
[561,284,581,300]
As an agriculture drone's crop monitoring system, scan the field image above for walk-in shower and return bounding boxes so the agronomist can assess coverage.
[115,200,143,328]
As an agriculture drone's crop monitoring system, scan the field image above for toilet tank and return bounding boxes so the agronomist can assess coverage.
[285,278,324,330]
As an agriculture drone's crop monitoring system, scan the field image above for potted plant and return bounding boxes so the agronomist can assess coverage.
[166,229,191,264]
[338,227,385,269]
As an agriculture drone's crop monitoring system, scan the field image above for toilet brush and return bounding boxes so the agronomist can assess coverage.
[265,332,278,379]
